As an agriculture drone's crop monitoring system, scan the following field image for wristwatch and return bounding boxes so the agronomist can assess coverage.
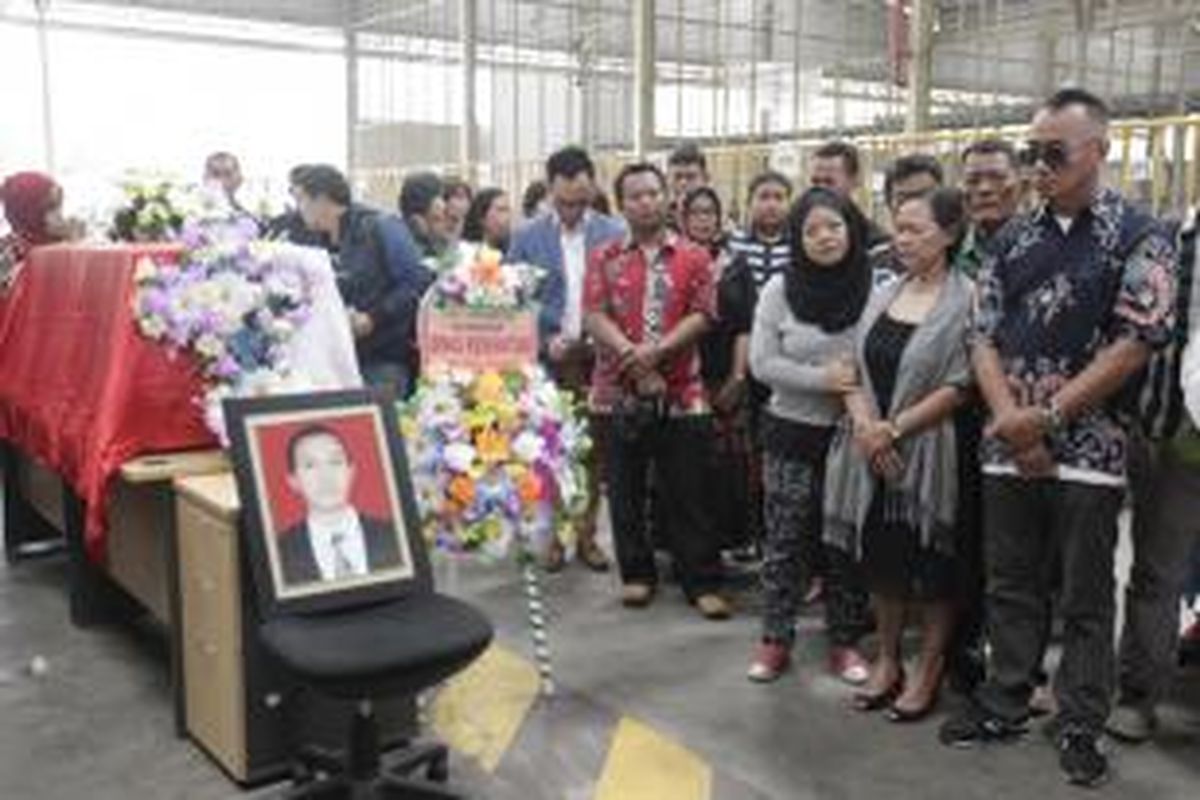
[1039,399,1066,435]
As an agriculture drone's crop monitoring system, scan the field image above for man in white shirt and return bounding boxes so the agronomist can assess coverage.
[507,146,625,572]
[278,424,403,586]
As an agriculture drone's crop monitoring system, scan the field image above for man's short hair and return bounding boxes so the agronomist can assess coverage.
[545,146,595,183]
[667,142,707,173]
[961,138,1018,167]
[884,154,944,205]
[204,151,239,172]
[287,163,312,186]
[812,141,861,179]
[613,162,667,206]
[295,164,351,207]
[747,170,793,202]
[1043,87,1110,127]
[287,424,352,474]
[443,177,473,202]
[399,171,445,218]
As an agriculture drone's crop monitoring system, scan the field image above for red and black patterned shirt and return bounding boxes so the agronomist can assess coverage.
[583,232,716,414]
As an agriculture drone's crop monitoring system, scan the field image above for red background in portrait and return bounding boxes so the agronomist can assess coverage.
[252,411,396,536]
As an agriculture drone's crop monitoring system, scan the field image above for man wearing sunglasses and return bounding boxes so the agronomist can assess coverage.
[941,88,1177,788]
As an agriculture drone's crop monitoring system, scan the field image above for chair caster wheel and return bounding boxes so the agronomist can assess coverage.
[427,753,449,783]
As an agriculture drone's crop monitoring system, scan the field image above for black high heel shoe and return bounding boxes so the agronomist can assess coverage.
[886,697,939,723]
[852,675,904,712]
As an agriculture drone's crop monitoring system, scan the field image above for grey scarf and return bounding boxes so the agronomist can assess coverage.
[823,271,974,558]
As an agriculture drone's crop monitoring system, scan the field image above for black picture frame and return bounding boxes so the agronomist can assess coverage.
[224,389,431,617]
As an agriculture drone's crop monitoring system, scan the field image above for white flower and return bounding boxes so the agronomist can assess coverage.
[139,316,167,339]
[134,257,159,282]
[443,442,477,473]
[195,333,224,358]
[512,431,544,464]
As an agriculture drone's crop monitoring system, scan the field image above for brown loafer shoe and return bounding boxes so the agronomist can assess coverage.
[621,583,655,608]
[577,539,611,572]
[695,593,732,620]
[542,539,566,573]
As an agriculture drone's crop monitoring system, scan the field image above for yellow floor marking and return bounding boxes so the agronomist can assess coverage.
[593,716,713,800]
[431,644,540,773]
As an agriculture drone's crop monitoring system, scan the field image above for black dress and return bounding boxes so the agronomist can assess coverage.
[859,313,959,600]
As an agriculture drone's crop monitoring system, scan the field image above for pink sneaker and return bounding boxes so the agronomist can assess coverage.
[747,642,791,683]
[829,646,870,686]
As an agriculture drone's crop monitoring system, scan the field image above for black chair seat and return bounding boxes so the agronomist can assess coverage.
[261,593,493,698]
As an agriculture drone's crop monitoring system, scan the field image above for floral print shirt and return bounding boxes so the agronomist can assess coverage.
[583,232,716,414]
[974,187,1176,483]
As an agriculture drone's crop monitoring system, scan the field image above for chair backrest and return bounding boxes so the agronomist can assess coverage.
[225,388,433,618]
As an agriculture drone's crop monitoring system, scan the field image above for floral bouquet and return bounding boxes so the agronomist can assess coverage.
[400,366,590,559]
[131,203,316,439]
[428,244,542,311]
[109,174,188,243]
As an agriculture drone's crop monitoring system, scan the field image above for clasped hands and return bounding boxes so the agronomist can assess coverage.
[986,405,1055,478]
[852,417,904,481]
[619,342,667,397]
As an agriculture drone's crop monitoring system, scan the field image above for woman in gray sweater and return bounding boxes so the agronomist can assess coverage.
[746,188,874,684]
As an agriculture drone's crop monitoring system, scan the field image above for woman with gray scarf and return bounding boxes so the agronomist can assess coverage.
[824,188,974,722]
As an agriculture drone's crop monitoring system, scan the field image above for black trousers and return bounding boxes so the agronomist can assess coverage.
[974,475,1122,733]
[606,414,723,598]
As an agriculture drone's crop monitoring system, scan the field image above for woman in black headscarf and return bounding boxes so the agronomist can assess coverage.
[745,187,874,685]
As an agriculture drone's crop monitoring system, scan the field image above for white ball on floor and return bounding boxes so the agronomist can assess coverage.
[28,656,48,678]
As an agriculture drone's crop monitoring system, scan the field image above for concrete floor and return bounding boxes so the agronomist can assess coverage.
[1,526,1197,799]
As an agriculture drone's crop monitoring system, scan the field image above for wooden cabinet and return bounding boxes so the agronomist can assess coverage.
[176,475,248,779]
[174,474,416,786]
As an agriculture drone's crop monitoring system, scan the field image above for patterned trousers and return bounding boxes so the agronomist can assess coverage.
[761,447,870,647]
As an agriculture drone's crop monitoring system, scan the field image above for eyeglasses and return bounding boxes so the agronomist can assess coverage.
[1018,140,1071,171]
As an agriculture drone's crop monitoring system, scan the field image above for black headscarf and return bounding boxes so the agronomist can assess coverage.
[783,187,872,333]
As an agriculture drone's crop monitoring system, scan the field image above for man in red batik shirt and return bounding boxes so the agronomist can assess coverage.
[584,162,730,620]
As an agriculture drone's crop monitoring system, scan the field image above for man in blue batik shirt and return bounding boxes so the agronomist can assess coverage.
[940,89,1177,788]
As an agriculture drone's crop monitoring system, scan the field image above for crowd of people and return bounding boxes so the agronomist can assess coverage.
[3,86,1200,789]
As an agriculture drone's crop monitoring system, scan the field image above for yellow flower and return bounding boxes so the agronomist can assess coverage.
[472,371,507,406]
[475,426,510,464]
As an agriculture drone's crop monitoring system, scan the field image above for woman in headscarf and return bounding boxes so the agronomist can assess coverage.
[746,187,874,685]
[1,172,71,287]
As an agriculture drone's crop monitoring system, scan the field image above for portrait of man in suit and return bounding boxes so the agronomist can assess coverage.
[276,423,404,586]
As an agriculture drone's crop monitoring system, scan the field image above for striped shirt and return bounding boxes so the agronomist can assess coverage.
[728,229,791,291]
[1137,214,1198,440]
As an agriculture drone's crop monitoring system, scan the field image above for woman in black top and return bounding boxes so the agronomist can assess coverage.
[824,188,974,721]
[681,187,757,550]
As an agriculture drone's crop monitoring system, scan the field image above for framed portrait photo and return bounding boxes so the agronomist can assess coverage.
[224,390,430,616]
